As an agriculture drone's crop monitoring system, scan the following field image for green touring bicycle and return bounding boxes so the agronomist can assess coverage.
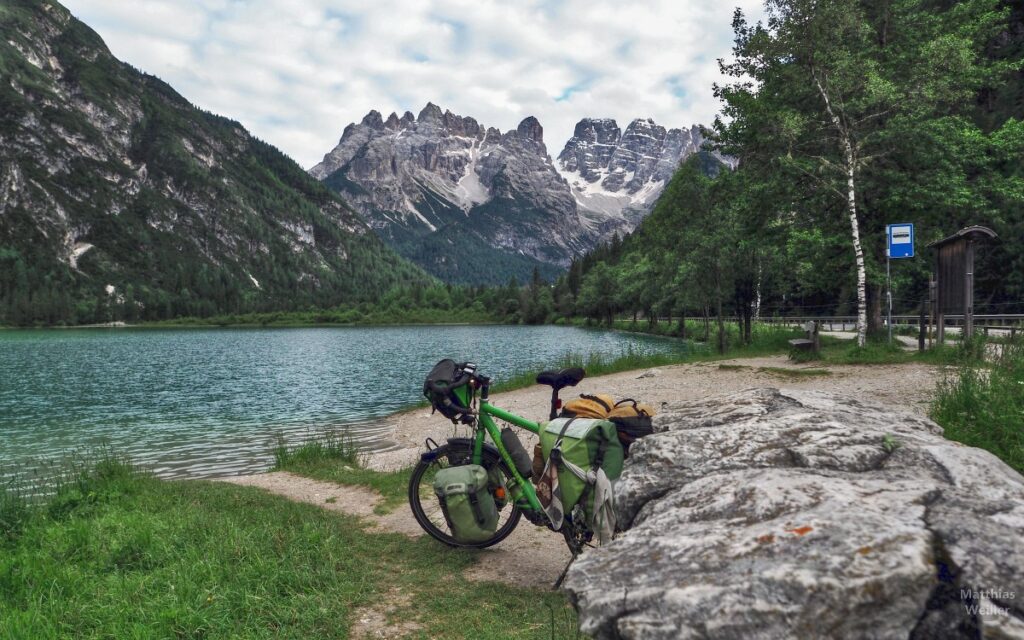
[409,360,628,577]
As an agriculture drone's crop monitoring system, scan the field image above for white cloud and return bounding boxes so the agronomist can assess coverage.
[62,0,765,168]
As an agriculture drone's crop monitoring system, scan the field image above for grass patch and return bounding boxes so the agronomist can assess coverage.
[931,339,1024,474]
[0,454,578,639]
[272,430,361,467]
[492,345,703,393]
[788,348,821,363]
[0,479,28,546]
[272,431,412,512]
[812,332,984,367]
[825,340,909,365]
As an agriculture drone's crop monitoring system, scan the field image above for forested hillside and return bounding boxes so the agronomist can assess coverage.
[560,0,1023,348]
[0,0,429,326]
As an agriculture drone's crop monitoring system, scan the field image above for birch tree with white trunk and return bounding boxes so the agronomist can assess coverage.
[714,0,1008,348]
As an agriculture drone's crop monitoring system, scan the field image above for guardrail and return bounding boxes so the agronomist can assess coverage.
[649,314,1024,335]
[756,314,1024,336]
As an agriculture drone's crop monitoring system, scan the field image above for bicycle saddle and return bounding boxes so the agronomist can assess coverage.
[535,367,586,389]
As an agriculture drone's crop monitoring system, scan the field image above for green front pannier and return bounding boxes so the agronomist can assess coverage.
[433,464,499,543]
[539,417,624,519]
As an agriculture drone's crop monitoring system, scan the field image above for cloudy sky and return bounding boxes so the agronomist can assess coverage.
[62,0,765,169]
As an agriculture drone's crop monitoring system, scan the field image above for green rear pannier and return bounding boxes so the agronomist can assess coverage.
[433,464,499,543]
[539,417,624,519]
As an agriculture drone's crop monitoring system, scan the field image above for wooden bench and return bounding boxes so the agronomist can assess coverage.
[788,321,820,354]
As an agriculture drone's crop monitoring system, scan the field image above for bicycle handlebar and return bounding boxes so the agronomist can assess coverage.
[428,371,471,396]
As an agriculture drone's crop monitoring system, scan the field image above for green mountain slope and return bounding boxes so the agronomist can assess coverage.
[0,0,430,325]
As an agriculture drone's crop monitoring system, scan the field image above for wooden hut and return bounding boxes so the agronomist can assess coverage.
[928,226,997,341]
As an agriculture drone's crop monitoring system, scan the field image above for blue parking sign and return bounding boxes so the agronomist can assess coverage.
[887,223,914,259]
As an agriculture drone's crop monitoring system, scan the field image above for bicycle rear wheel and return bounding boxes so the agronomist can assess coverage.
[408,442,522,548]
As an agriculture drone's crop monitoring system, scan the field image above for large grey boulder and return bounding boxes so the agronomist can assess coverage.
[563,388,1024,640]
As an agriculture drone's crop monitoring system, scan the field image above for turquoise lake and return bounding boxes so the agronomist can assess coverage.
[0,325,687,479]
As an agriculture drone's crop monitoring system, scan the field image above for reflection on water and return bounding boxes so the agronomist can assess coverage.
[0,325,687,479]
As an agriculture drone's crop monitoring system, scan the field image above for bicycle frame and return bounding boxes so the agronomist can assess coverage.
[471,401,546,514]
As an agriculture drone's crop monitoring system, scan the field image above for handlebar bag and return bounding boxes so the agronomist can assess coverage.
[539,418,624,525]
[433,464,499,543]
[423,359,472,422]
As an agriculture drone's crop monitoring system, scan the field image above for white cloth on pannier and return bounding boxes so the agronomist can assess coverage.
[559,457,616,545]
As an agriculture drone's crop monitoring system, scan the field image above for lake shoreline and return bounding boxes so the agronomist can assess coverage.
[2,325,689,478]
[0,320,506,330]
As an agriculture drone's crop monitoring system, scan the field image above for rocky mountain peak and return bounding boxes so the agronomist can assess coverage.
[417,102,444,124]
[516,116,544,143]
[578,118,620,144]
[484,126,502,144]
[309,105,588,283]
[361,109,385,130]
[556,115,719,236]
[440,110,482,137]
[559,118,621,177]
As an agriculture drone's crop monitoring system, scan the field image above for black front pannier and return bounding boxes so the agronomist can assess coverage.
[423,359,473,422]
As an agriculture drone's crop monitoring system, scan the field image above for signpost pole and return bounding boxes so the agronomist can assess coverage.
[886,223,914,345]
[887,253,892,344]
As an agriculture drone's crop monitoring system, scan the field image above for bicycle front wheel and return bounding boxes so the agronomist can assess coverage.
[408,442,522,549]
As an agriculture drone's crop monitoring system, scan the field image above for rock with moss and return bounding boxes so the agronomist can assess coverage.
[563,388,1024,640]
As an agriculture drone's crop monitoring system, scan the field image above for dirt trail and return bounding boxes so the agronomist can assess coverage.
[218,471,571,589]
[218,355,944,594]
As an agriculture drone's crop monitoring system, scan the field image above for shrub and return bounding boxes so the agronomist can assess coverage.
[932,339,1024,473]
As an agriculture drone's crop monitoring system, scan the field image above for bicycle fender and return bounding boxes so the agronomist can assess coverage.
[417,437,500,463]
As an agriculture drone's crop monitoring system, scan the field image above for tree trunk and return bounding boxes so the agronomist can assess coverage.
[703,305,710,342]
[754,262,762,321]
[815,73,868,347]
[678,309,687,339]
[847,165,864,350]
[868,285,884,335]
[716,295,726,354]
[846,163,869,348]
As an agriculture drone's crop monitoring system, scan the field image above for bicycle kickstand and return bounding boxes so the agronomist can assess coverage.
[553,557,574,589]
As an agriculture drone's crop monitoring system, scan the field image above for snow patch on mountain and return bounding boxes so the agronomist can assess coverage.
[556,118,714,236]
[451,139,489,210]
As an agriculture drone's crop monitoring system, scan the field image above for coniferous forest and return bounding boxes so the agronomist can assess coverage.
[561,0,1023,346]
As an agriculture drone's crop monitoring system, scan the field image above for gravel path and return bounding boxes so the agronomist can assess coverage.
[217,355,943,592]
[369,354,941,471]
